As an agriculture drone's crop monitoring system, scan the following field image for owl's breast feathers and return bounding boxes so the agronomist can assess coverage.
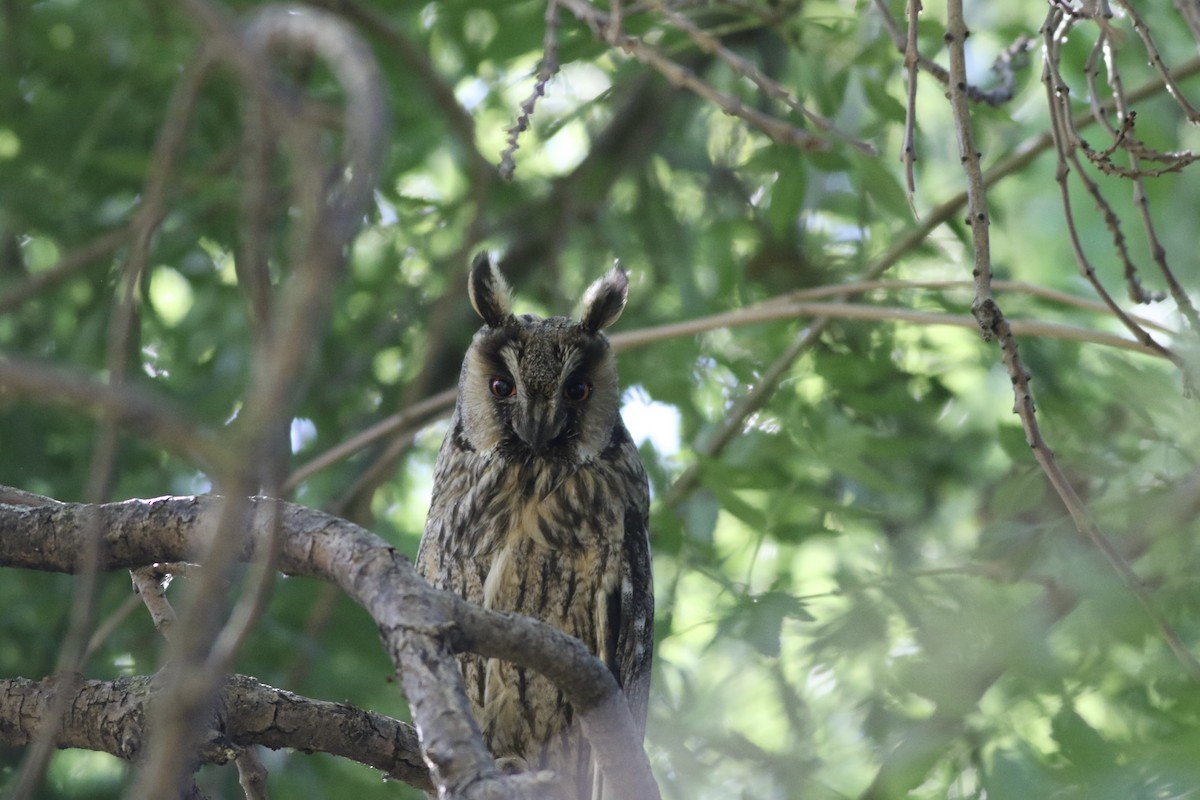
[425,418,646,559]
[417,419,652,794]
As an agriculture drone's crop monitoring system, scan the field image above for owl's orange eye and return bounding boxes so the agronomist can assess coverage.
[563,377,592,402]
[489,377,517,398]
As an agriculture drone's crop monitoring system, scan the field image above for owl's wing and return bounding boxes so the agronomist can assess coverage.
[611,500,654,735]
[593,459,654,800]
[601,427,654,737]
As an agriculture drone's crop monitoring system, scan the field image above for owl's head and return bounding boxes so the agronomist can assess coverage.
[453,252,629,461]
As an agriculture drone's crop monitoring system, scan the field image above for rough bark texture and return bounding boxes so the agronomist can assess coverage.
[0,674,430,790]
[0,494,660,800]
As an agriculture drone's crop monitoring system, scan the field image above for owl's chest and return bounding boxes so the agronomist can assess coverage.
[433,454,626,557]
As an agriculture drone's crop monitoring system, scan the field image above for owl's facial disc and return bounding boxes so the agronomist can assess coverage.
[463,313,618,459]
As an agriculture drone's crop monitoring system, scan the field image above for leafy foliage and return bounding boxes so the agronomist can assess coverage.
[3,1,1200,798]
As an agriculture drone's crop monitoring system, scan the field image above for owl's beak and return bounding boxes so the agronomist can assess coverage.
[513,405,563,453]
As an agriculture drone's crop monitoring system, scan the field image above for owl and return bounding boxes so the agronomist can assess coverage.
[416,253,654,800]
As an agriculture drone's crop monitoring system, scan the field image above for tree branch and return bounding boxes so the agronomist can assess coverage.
[0,674,431,791]
[0,492,661,800]
[949,0,1200,680]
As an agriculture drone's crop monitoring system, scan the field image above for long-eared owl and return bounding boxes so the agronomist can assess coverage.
[417,253,653,799]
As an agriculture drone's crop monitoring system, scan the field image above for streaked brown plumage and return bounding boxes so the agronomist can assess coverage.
[417,253,653,799]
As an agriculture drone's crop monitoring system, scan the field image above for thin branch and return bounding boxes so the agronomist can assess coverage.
[613,299,1169,357]
[664,323,822,507]
[767,278,1175,332]
[283,387,456,492]
[944,0,995,334]
[1041,13,1179,363]
[650,0,875,153]
[123,4,391,798]
[1113,0,1200,122]
[558,0,842,152]
[949,0,1200,683]
[873,0,1034,107]
[235,748,270,800]
[499,0,563,179]
[1096,33,1200,326]
[901,0,922,203]
[284,274,1172,492]
[82,591,144,664]
[0,356,222,470]
[671,49,1200,490]
[129,566,180,640]
[872,51,1200,283]
[0,226,132,315]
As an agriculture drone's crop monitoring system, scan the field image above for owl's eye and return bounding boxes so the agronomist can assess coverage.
[563,377,592,403]
[489,377,517,398]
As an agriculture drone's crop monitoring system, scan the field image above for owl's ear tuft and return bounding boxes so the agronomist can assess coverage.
[468,252,514,327]
[580,265,628,332]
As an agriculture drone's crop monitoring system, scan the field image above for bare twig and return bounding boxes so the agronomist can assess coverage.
[284,387,456,492]
[650,0,875,154]
[949,0,1200,683]
[1041,11,1179,363]
[766,278,1175,332]
[1114,0,1200,122]
[558,0,839,152]
[945,0,995,335]
[901,0,921,203]
[873,0,1033,107]
[1096,32,1200,325]
[130,567,180,640]
[612,300,1170,357]
[664,324,822,508]
[499,0,563,179]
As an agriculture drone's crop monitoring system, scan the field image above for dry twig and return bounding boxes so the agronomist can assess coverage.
[952,0,1200,683]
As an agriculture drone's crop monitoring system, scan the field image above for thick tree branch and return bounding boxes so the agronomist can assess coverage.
[0,493,661,800]
[0,674,430,790]
[112,5,392,797]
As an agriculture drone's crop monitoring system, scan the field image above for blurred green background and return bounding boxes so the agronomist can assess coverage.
[3,1,1200,798]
